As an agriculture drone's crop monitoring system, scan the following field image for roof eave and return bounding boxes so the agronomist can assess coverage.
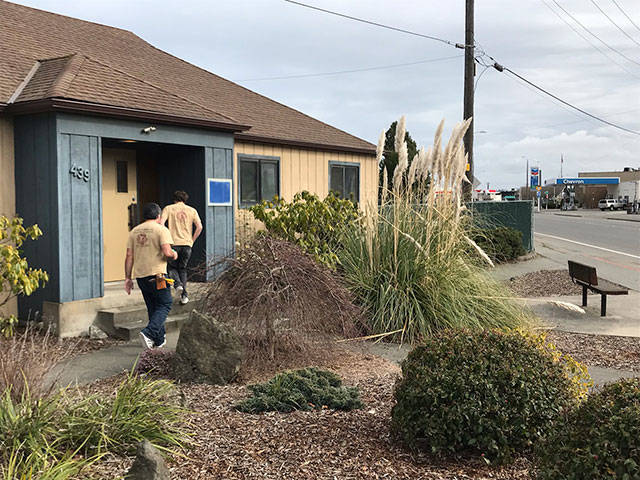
[234,133,376,156]
[4,98,252,133]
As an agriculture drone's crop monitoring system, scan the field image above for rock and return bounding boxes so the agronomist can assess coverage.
[88,325,108,340]
[172,310,243,384]
[125,440,170,480]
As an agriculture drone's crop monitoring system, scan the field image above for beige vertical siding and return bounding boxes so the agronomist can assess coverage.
[0,115,17,317]
[234,141,377,240]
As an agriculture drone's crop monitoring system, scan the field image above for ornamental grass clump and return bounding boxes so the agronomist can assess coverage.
[338,117,531,343]
[535,377,640,480]
[391,329,589,465]
[236,367,363,413]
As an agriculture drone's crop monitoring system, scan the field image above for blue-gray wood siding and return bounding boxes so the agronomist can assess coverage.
[57,133,103,302]
[206,147,234,279]
[14,113,60,316]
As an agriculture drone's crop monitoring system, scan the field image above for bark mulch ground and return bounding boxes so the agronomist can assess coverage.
[84,349,533,480]
[547,330,640,372]
[505,269,587,297]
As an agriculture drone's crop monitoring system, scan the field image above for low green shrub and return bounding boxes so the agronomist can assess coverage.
[536,377,640,480]
[391,330,586,464]
[250,191,359,267]
[236,367,363,413]
[472,226,526,263]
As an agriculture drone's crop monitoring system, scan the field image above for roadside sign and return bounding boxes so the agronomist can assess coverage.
[536,190,541,197]
[536,186,542,191]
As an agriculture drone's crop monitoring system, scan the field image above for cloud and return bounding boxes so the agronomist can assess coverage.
[14,0,640,188]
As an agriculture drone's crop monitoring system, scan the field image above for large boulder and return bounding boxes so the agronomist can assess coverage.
[125,440,170,480]
[172,310,243,384]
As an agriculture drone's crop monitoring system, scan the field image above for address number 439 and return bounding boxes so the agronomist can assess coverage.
[70,164,90,182]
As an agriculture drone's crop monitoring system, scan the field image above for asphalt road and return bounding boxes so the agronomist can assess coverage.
[534,211,640,291]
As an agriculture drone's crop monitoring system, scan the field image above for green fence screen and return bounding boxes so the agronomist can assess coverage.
[469,201,534,252]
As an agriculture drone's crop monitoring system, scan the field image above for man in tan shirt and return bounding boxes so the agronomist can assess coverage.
[125,202,178,349]
[161,191,203,305]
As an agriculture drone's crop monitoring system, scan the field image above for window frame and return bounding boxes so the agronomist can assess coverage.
[328,161,360,203]
[116,160,128,193]
[238,154,281,208]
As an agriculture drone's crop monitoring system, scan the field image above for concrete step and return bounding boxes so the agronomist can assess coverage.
[113,312,191,341]
[96,295,203,340]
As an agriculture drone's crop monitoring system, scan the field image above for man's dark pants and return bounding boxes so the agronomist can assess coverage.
[168,246,192,295]
[136,276,172,346]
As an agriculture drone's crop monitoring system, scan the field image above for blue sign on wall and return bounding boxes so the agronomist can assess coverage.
[207,178,232,206]
[555,177,620,185]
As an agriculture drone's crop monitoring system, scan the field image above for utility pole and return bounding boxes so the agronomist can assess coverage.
[462,0,474,201]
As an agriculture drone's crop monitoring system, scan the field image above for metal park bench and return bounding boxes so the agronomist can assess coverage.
[568,260,629,317]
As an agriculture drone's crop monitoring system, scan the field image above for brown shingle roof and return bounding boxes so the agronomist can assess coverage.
[0,1,375,153]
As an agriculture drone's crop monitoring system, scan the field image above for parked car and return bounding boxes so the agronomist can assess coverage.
[598,198,625,211]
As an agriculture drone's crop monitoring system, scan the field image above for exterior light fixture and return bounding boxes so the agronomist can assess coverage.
[141,126,156,134]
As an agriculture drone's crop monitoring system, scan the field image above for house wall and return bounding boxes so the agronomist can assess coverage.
[234,141,377,239]
[14,112,234,335]
[0,115,17,317]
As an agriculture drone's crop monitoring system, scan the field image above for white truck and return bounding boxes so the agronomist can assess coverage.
[598,198,625,211]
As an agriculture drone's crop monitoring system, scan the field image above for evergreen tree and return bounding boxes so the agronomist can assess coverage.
[379,121,418,196]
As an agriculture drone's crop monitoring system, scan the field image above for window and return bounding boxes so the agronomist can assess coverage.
[239,156,280,206]
[116,161,128,193]
[329,162,359,202]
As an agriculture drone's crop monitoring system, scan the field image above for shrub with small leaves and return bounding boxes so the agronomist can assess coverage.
[471,226,526,263]
[391,329,586,464]
[535,377,640,480]
[250,191,359,267]
[236,367,363,413]
[0,216,49,337]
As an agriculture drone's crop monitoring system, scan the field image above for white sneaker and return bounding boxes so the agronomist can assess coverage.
[180,295,189,305]
[156,337,167,348]
[175,285,184,294]
[139,331,153,350]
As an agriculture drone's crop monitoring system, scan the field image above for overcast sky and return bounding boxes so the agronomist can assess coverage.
[14,0,640,188]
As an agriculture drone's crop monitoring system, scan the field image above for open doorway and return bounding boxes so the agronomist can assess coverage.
[101,139,206,282]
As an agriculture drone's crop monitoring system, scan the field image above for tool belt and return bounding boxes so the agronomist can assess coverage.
[149,274,174,290]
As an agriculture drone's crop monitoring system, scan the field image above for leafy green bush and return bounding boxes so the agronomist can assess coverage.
[0,216,49,337]
[391,330,586,464]
[236,367,363,413]
[250,191,359,267]
[472,226,526,263]
[536,377,640,480]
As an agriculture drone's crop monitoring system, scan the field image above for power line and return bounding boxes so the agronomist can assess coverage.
[589,0,640,47]
[540,0,640,79]
[283,0,469,48]
[498,64,640,135]
[237,54,462,82]
[284,0,640,136]
[552,0,640,67]
[611,0,640,34]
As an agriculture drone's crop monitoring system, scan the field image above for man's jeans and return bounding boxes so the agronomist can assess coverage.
[168,246,192,295]
[136,276,172,346]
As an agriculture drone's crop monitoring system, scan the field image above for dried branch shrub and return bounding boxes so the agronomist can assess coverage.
[204,237,365,369]
[0,326,75,402]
